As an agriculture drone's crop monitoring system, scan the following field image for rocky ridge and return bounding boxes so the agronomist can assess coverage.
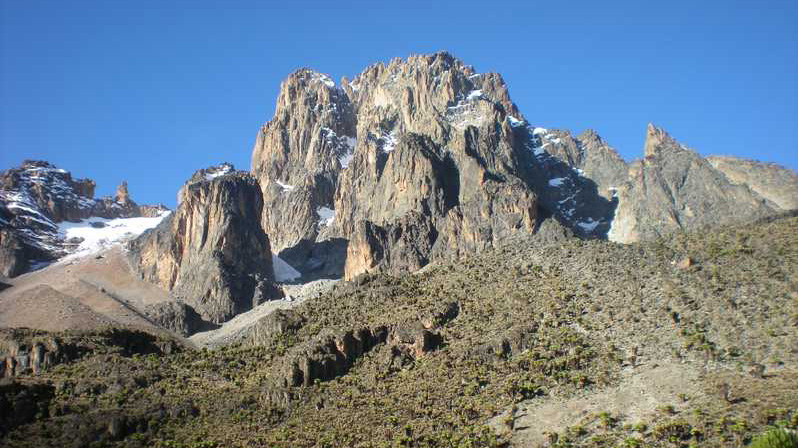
[127,163,283,324]
[0,160,168,277]
[252,53,616,281]
[250,52,796,280]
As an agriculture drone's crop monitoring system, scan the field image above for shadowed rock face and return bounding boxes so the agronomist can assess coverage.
[128,164,283,324]
[252,53,557,280]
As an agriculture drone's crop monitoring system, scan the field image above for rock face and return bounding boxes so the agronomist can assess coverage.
[605,124,776,242]
[128,164,283,324]
[0,161,169,277]
[251,53,617,280]
[142,302,207,336]
[706,156,798,212]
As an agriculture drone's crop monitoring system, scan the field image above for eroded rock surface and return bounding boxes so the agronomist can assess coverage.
[606,124,775,242]
[128,164,283,324]
[707,155,798,211]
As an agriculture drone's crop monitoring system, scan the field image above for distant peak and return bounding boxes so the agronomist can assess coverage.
[644,122,681,158]
[286,68,336,89]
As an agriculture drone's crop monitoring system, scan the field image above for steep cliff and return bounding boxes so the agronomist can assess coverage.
[128,164,282,324]
[606,124,775,242]
[251,53,617,280]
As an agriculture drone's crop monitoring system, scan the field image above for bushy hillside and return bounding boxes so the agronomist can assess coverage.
[2,215,797,447]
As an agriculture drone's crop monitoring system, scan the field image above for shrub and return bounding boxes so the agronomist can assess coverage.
[749,428,798,448]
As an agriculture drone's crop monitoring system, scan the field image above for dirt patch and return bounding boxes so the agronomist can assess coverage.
[490,360,704,446]
[0,247,172,332]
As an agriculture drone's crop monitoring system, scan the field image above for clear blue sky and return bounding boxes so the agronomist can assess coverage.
[2,0,796,207]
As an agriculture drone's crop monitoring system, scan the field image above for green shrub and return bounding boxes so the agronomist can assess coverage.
[749,428,798,448]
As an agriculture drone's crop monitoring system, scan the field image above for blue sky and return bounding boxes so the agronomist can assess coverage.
[2,0,796,207]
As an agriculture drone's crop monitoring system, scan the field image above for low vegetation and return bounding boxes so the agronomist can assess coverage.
[2,215,797,447]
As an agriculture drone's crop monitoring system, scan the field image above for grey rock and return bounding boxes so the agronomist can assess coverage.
[128,164,283,324]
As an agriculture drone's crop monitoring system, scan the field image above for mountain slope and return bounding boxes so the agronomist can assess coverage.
[2,214,796,447]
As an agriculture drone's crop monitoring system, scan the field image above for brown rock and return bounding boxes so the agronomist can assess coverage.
[128,164,282,324]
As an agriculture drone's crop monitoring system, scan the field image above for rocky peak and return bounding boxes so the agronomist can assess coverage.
[706,156,798,211]
[608,124,776,242]
[115,181,130,204]
[643,122,683,159]
[250,53,796,281]
[0,160,168,277]
[128,163,282,325]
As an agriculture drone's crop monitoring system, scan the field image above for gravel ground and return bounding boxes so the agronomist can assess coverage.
[188,278,339,348]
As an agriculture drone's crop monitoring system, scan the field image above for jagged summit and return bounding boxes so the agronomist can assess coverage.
[248,52,796,281]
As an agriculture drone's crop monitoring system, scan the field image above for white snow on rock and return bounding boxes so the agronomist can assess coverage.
[533,127,548,135]
[548,177,566,187]
[507,116,525,128]
[466,89,483,101]
[275,180,295,192]
[317,206,335,226]
[315,73,335,88]
[57,211,170,261]
[577,218,600,232]
[204,164,234,180]
[339,152,354,169]
[380,131,398,153]
[272,253,301,282]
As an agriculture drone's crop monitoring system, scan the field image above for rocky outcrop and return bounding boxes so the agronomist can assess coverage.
[252,53,613,280]
[0,327,179,378]
[128,164,283,324]
[707,156,798,211]
[251,309,305,346]
[270,323,443,390]
[0,161,169,277]
[142,302,207,336]
[606,124,775,242]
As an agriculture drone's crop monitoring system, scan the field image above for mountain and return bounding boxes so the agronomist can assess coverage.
[1,51,797,448]
[250,52,795,281]
[0,160,168,277]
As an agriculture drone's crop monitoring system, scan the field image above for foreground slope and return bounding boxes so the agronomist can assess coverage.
[1,215,797,447]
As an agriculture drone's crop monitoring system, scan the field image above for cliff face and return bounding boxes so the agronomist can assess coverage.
[128,164,282,324]
[706,156,798,212]
[0,161,168,277]
[251,53,613,280]
[605,124,775,242]
[249,53,796,278]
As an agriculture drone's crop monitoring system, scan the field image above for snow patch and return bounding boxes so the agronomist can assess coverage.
[58,211,170,261]
[466,89,483,101]
[316,73,335,88]
[548,177,566,187]
[380,131,398,153]
[275,180,295,192]
[317,206,335,226]
[533,127,548,135]
[272,253,301,282]
[204,164,233,180]
[339,153,354,169]
[507,116,525,128]
[577,219,600,232]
